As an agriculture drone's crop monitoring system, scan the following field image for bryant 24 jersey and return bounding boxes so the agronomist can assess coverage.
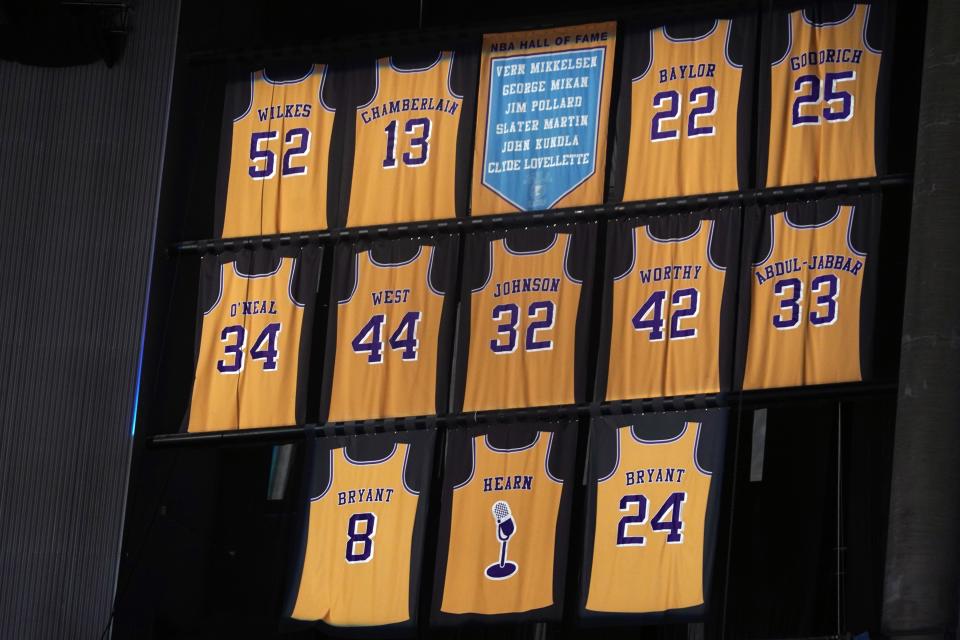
[596,209,739,401]
[287,430,435,628]
[185,247,320,432]
[216,64,336,238]
[582,410,726,619]
[452,225,597,413]
[320,236,458,422]
[433,424,576,623]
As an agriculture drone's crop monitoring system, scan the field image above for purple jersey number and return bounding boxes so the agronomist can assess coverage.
[217,323,282,373]
[345,512,377,563]
[490,301,556,354]
[772,275,840,328]
[249,128,312,179]
[352,312,422,363]
[651,86,717,141]
[616,491,687,547]
[383,117,432,168]
[632,288,700,341]
[792,71,855,126]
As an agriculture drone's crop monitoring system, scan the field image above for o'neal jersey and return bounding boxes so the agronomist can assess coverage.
[185,246,321,432]
[452,225,597,413]
[320,236,458,422]
[737,194,880,390]
[432,423,576,623]
[595,209,740,401]
[759,2,888,186]
[215,64,336,238]
[287,429,435,629]
[581,410,726,620]
[613,16,754,201]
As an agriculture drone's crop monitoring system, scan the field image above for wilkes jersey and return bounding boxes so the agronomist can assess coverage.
[760,2,887,186]
[216,64,336,238]
[596,209,739,401]
[320,236,458,422]
[287,430,435,629]
[738,195,879,390]
[614,16,754,201]
[582,410,726,619]
[452,225,597,413]
[185,247,320,432]
[433,423,576,623]
[341,50,478,227]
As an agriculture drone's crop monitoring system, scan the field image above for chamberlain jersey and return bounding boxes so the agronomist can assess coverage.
[741,197,877,389]
[343,51,474,227]
[583,411,726,617]
[434,425,575,621]
[217,64,335,238]
[289,431,435,628]
[763,3,884,186]
[598,210,738,401]
[186,248,320,432]
[619,18,752,201]
[453,226,596,412]
[322,237,457,422]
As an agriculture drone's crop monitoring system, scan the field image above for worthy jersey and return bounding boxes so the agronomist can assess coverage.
[219,65,335,238]
[454,226,596,412]
[621,19,748,201]
[345,52,466,227]
[323,238,457,422]
[186,249,319,432]
[764,3,883,186]
[742,199,875,389]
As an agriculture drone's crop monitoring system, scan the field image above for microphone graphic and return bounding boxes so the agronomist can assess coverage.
[485,500,518,580]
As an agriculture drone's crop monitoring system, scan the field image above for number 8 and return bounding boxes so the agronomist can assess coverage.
[345,512,377,564]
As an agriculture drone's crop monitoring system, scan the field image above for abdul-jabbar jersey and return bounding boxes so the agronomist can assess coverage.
[216,64,336,238]
[596,209,739,401]
[341,50,478,227]
[760,2,887,186]
[185,247,321,432]
[738,194,879,390]
[582,410,726,619]
[614,16,754,201]
[433,423,576,623]
[320,236,458,422]
[452,225,597,413]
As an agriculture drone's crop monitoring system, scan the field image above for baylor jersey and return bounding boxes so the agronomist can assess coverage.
[220,65,335,238]
[764,3,883,186]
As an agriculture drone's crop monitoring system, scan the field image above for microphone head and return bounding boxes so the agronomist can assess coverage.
[493,500,512,522]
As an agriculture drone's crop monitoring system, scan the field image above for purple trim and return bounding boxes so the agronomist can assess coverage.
[800,4,857,27]
[661,20,719,43]
[234,73,255,123]
[262,66,313,85]
[203,263,224,316]
[631,421,688,444]
[472,240,495,293]
[484,431,540,452]
[596,427,620,483]
[645,220,702,244]
[502,234,558,256]
[632,30,656,82]
[753,215,776,267]
[233,256,283,279]
[389,51,443,73]
[368,244,423,268]
[706,219,725,272]
[343,441,398,465]
[446,51,463,99]
[692,422,712,476]
[317,64,335,113]
[310,448,335,501]
[845,205,868,257]
[401,443,419,495]
[562,233,583,284]
[784,204,842,229]
[543,432,563,483]
[452,437,477,490]
[337,252,360,305]
[287,258,304,308]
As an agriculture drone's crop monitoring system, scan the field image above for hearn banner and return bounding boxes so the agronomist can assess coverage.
[471,22,616,215]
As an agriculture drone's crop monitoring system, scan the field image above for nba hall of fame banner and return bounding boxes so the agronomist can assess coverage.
[471,22,616,214]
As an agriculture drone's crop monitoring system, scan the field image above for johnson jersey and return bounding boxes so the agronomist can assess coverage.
[614,16,754,201]
[581,410,726,620]
[760,2,887,186]
[216,64,336,238]
[320,236,458,422]
[452,225,597,413]
[341,50,478,227]
[738,194,879,390]
[287,430,435,629]
[432,423,576,623]
[596,209,739,401]
[185,246,321,432]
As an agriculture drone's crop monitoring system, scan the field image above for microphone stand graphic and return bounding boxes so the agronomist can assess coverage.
[485,500,518,580]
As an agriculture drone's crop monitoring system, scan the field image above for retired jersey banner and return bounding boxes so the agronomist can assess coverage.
[472,22,616,215]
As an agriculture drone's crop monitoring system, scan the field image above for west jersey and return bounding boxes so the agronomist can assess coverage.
[186,249,319,432]
[764,3,883,186]
[345,52,465,227]
[742,199,875,389]
[219,65,335,238]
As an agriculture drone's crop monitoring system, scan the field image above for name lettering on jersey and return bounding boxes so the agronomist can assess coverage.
[754,254,864,286]
[489,31,608,53]
[790,48,863,71]
[658,63,716,84]
[371,289,411,305]
[256,103,312,122]
[482,475,534,492]
[639,264,703,284]
[229,299,278,317]
[360,97,460,124]
[337,487,395,505]
[493,277,561,298]
[624,467,686,486]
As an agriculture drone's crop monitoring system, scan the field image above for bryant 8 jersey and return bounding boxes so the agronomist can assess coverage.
[346,53,463,227]
[624,20,743,200]
[221,65,334,237]
[766,4,882,186]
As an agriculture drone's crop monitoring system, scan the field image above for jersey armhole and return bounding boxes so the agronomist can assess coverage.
[202,262,225,316]
[451,437,477,490]
[692,422,714,476]
[310,449,335,501]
